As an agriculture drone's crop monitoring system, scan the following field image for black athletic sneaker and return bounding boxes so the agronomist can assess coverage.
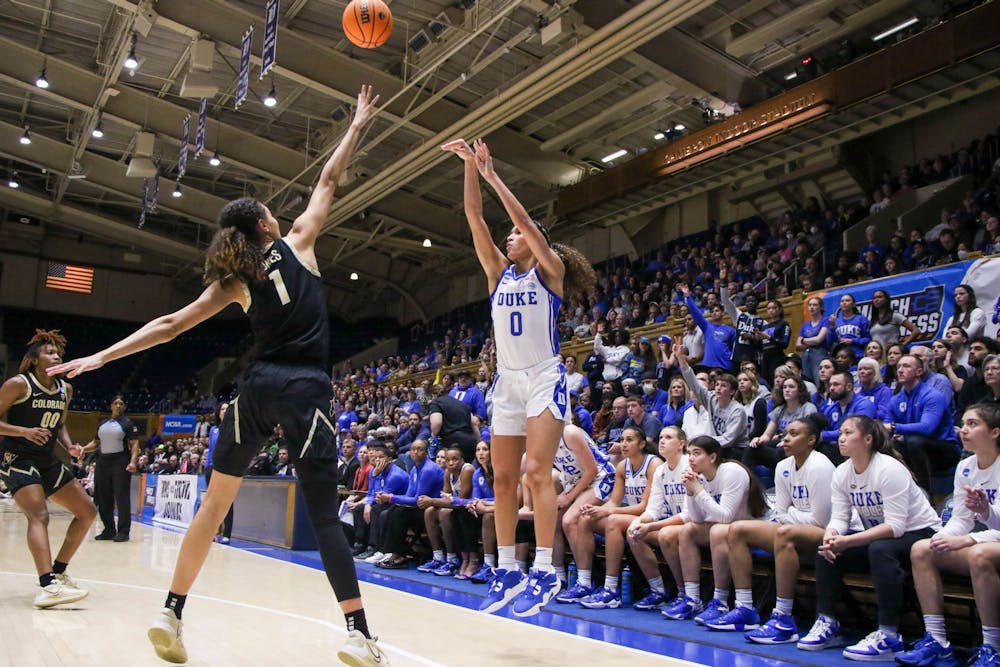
[113,533,130,543]
[95,530,116,541]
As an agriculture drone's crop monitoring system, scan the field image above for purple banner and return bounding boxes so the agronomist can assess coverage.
[195,98,207,158]
[178,114,190,178]
[261,0,279,79]
[235,26,253,109]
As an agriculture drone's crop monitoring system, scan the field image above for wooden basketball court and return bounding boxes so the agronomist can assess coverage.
[1,503,692,666]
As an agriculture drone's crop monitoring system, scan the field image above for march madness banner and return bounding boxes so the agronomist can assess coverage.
[808,258,1000,342]
[153,474,199,528]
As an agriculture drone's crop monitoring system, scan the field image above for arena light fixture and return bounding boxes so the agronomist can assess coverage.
[91,119,104,138]
[653,132,665,140]
[423,238,432,248]
[35,67,49,89]
[872,17,918,42]
[263,84,278,108]
[785,71,798,81]
[19,127,31,145]
[209,152,221,167]
[8,172,19,188]
[349,272,359,280]
[674,123,685,131]
[601,149,628,163]
[123,34,139,71]
[172,181,183,198]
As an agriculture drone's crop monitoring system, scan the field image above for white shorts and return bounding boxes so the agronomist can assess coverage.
[491,357,569,436]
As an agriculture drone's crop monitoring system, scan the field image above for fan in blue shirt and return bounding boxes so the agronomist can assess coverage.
[830,294,871,358]
[683,286,735,371]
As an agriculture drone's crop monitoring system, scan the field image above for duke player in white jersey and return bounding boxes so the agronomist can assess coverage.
[898,404,1000,667]
[442,138,596,616]
[707,414,834,643]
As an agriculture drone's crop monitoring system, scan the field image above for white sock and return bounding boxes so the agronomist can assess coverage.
[647,576,664,594]
[604,576,619,593]
[578,569,592,587]
[684,582,701,602]
[735,588,753,608]
[446,553,459,564]
[533,547,554,572]
[433,550,444,562]
[484,553,496,567]
[983,626,1000,650]
[775,597,794,616]
[713,587,729,604]
[497,546,516,571]
[515,560,527,573]
[924,615,948,647]
[554,566,566,582]
[879,625,899,639]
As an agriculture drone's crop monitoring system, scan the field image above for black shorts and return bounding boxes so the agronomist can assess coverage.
[0,448,75,497]
[212,362,337,477]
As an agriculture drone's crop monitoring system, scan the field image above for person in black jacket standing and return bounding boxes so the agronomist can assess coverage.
[81,395,138,542]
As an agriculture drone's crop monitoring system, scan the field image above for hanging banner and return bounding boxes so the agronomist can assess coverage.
[139,178,148,228]
[195,98,207,158]
[178,114,190,179]
[153,474,199,528]
[151,169,159,211]
[261,0,280,79]
[808,258,1000,343]
[235,26,254,109]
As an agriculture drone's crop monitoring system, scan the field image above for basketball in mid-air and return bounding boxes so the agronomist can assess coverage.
[343,0,393,49]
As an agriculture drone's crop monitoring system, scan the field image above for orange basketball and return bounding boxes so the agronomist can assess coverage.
[343,0,393,49]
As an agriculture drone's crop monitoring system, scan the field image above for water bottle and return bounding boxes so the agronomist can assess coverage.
[568,561,577,588]
[621,565,632,605]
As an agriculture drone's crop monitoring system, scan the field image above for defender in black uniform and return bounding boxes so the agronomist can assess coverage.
[50,86,387,667]
[0,330,96,609]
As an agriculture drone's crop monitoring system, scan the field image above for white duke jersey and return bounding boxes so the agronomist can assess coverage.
[623,454,656,507]
[554,431,615,492]
[490,265,561,370]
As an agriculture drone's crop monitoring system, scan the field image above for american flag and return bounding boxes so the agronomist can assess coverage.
[45,262,94,294]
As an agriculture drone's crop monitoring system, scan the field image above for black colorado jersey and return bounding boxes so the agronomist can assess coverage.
[1,373,67,456]
[246,237,330,369]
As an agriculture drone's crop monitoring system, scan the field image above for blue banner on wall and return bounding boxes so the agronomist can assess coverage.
[810,258,1000,343]
[261,0,279,79]
[161,414,197,436]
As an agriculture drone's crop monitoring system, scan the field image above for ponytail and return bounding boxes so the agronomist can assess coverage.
[204,197,267,286]
[551,242,596,300]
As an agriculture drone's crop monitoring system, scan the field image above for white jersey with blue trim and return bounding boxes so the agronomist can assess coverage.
[490,264,562,370]
[553,431,614,490]
[623,454,655,507]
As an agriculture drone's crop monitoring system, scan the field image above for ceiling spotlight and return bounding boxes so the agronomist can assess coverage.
[19,127,31,145]
[349,272,359,281]
[673,123,685,131]
[423,238,432,248]
[172,182,183,198]
[601,149,628,163]
[35,67,49,89]
[784,71,798,81]
[123,33,139,71]
[91,120,104,138]
[8,172,19,188]
[653,132,665,140]
[872,16,919,42]
[263,84,278,108]
[209,152,221,167]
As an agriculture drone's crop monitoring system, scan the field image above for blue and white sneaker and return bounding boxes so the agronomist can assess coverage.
[745,611,799,644]
[478,568,527,614]
[432,560,459,576]
[706,604,761,631]
[555,582,594,604]
[470,564,495,584]
[842,629,904,661]
[661,595,704,620]
[578,586,621,609]
[895,633,959,667]
[417,558,445,573]
[511,569,562,617]
[693,598,729,626]
[633,591,668,611]
[967,645,1000,667]
[797,616,845,651]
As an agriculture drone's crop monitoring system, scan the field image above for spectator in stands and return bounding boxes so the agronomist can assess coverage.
[399,389,421,417]
[708,415,834,640]
[747,377,817,473]
[801,416,940,661]
[818,371,876,463]
[956,339,999,413]
[736,370,769,443]
[910,345,955,409]
[563,355,588,396]
[378,440,444,570]
[719,270,764,374]
[681,284,735,373]
[273,448,295,477]
[427,383,477,463]
[623,394,663,454]
[338,438,360,490]
[641,371,669,422]
[758,301,792,384]
[830,294,871,359]
[681,314,705,368]
[888,355,961,493]
[659,377,692,429]
[660,435,767,623]
[945,284,987,340]
[898,402,1000,667]
[353,446,408,563]
[449,370,486,422]
[676,342,747,459]
[797,296,830,385]
[569,426,659,610]
[978,355,1000,405]
[594,329,630,385]
[868,290,919,350]
[623,337,657,384]
[854,358,893,421]
[859,226,885,262]
[337,401,358,434]
[395,412,430,466]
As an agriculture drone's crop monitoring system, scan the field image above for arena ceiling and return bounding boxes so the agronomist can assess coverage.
[0,0,993,321]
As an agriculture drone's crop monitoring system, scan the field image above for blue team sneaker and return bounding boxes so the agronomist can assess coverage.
[842,629,904,661]
[967,646,1000,667]
[432,560,459,576]
[706,604,761,631]
[578,586,621,609]
[633,590,668,611]
[416,558,445,573]
[661,595,704,620]
[478,568,527,614]
[895,633,960,667]
[745,611,800,644]
[470,564,495,584]
[555,582,594,604]
[511,569,562,617]
[797,616,845,651]
[693,598,729,626]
